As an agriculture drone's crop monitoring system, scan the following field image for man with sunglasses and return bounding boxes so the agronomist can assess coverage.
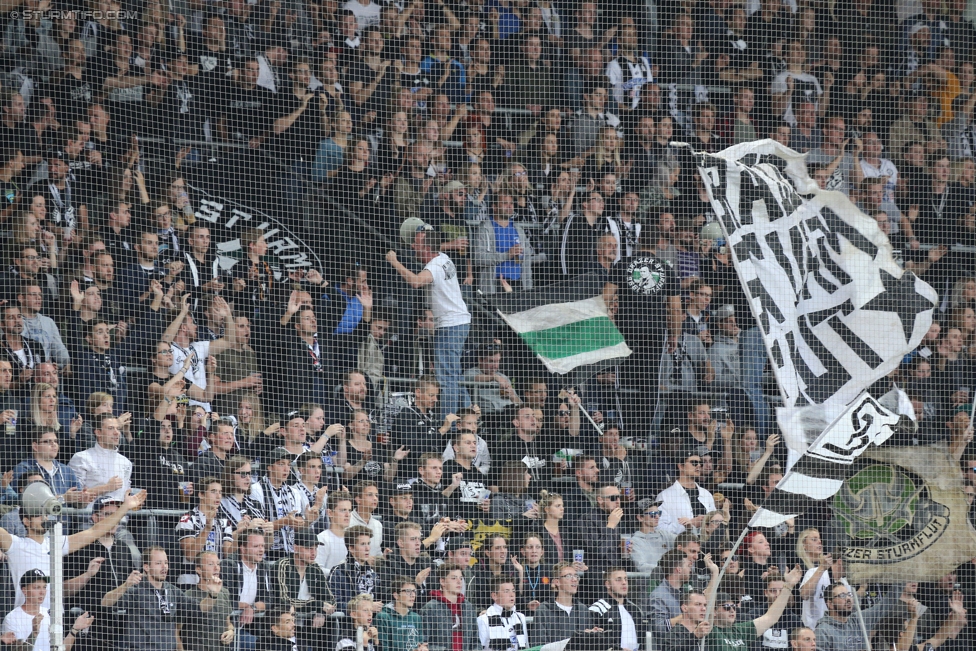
[816,581,906,651]
[576,484,626,596]
[630,499,676,573]
[706,566,803,651]
[530,561,592,645]
[654,449,717,535]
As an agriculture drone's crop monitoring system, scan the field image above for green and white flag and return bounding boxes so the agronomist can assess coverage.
[525,638,571,651]
[492,274,631,375]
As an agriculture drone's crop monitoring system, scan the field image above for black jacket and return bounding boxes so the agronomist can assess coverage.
[221,554,274,616]
[272,557,335,617]
[530,599,592,645]
[588,596,648,650]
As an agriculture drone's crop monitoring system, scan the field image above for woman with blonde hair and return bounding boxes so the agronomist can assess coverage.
[796,528,835,629]
[950,276,976,310]
[535,489,566,563]
[583,127,626,184]
[22,384,82,461]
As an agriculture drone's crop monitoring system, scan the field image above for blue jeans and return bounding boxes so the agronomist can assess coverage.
[740,326,771,438]
[435,322,471,418]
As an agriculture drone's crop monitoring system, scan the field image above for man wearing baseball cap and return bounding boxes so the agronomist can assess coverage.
[388,211,471,419]
[3,569,94,651]
[65,495,142,650]
[1,487,146,610]
[273,528,336,651]
[705,569,803,651]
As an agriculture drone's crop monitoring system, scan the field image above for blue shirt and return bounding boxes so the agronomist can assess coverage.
[493,220,521,281]
[334,290,363,334]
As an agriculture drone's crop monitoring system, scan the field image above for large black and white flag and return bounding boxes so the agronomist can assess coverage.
[693,140,938,527]
[694,139,937,412]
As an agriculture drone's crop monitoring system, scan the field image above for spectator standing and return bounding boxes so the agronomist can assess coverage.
[329,525,382,612]
[630,499,677,573]
[477,578,529,651]
[603,240,682,430]
[388,224,471,420]
[472,193,537,295]
[376,576,426,651]
[316,490,354,575]
[530,561,590,645]
[706,568,801,651]
[221,530,271,649]
[4,570,94,651]
[381,522,434,604]
[68,413,132,502]
[655,450,717,535]
[181,551,236,651]
[175,475,235,586]
[421,563,478,651]
[588,567,648,651]
[464,343,521,413]
[251,448,305,561]
[161,294,237,413]
[100,546,200,651]
[272,528,337,650]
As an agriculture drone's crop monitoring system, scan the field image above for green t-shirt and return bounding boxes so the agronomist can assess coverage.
[706,621,757,651]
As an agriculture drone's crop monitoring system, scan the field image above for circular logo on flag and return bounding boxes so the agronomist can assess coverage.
[834,463,950,564]
[625,256,667,296]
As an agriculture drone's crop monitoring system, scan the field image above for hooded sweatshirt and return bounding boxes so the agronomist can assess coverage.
[375,603,425,651]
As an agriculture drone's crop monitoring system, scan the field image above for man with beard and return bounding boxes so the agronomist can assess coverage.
[100,546,200,651]
[743,575,805,651]
[328,369,371,427]
[7,490,145,610]
[389,376,457,478]
[815,582,907,651]
[707,568,802,651]
[120,230,167,309]
[65,496,142,651]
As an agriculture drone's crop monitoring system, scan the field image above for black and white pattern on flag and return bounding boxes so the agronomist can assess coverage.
[749,392,916,528]
[693,139,938,411]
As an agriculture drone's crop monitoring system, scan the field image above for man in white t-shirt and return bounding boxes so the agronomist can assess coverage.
[2,569,94,651]
[343,0,381,31]
[316,490,353,575]
[68,414,133,502]
[388,219,471,419]
[770,41,824,126]
[160,293,237,412]
[858,130,901,220]
[1,489,145,608]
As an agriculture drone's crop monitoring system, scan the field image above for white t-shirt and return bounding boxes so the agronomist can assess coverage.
[800,567,831,629]
[170,340,212,411]
[618,604,639,651]
[342,0,381,30]
[8,536,70,608]
[424,253,470,329]
[770,71,823,126]
[859,157,900,204]
[315,529,347,575]
[3,606,49,651]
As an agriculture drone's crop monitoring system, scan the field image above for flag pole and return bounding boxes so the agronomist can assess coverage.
[692,148,880,651]
[701,524,752,651]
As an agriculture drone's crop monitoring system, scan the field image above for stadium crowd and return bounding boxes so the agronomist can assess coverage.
[3,0,976,649]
